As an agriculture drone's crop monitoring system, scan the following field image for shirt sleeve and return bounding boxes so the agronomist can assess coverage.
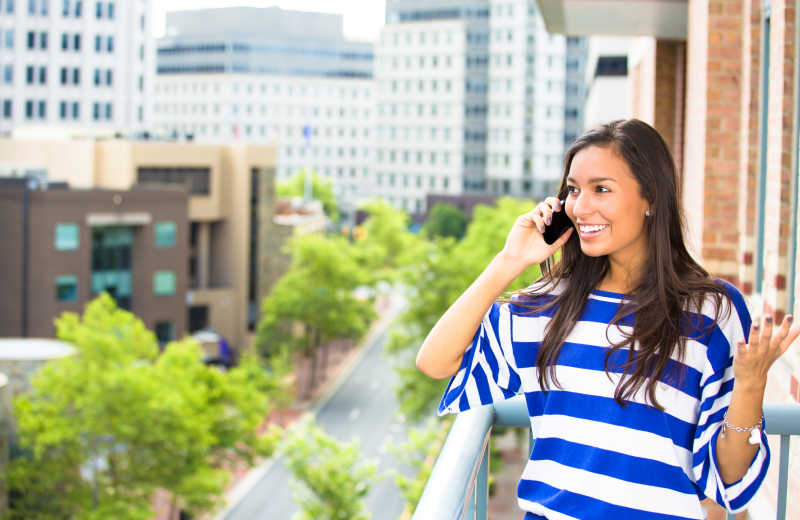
[438,301,522,415]
[692,285,770,513]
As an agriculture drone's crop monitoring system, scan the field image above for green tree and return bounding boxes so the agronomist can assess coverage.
[352,199,424,284]
[277,169,340,222]
[7,294,283,520]
[280,415,378,520]
[421,202,467,240]
[255,234,376,396]
[387,197,543,420]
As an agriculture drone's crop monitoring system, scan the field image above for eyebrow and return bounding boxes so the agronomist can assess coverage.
[566,176,618,184]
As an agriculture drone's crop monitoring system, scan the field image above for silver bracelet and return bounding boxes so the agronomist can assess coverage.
[721,411,764,445]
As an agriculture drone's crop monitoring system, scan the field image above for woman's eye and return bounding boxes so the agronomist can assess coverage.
[596,185,610,193]
[566,186,578,194]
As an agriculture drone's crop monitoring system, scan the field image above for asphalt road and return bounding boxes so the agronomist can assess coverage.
[221,312,417,520]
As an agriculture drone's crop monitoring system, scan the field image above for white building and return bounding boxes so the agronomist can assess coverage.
[377,0,586,212]
[152,7,375,218]
[0,0,154,135]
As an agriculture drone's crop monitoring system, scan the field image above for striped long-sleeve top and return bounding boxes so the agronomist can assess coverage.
[438,279,770,520]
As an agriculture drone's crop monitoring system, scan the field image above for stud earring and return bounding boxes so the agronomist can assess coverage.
[645,210,651,217]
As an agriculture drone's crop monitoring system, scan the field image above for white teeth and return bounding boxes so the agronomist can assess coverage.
[579,225,608,233]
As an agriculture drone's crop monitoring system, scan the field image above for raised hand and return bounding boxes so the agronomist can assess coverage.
[500,196,573,269]
[734,313,800,389]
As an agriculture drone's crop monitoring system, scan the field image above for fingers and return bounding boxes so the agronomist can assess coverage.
[520,209,546,234]
[551,226,573,248]
[536,198,561,228]
[776,316,799,357]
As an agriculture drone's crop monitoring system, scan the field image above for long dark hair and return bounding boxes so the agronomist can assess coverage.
[508,119,729,410]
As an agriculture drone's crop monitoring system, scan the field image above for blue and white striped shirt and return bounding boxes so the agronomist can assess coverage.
[438,279,769,520]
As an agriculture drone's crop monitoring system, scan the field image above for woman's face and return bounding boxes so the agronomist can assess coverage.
[564,145,650,270]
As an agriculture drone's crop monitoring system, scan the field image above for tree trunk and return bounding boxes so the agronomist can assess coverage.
[306,325,316,398]
[318,330,327,382]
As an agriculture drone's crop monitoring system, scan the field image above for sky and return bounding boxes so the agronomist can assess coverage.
[154,1,386,42]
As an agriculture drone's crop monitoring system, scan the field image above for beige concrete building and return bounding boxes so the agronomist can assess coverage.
[0,137,278,351]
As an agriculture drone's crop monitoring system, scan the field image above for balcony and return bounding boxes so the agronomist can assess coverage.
[412,395,800,520]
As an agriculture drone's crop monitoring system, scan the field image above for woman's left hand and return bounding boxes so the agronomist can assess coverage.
[734,314,800,389]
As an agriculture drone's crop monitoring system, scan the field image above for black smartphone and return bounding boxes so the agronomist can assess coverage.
[542,200,573,245]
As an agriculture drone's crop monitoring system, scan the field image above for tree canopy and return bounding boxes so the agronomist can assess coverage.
[7,294,283,519]
[421,202,467,240]
[277,169,340,222]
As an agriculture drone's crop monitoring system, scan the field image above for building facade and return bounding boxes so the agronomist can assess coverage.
[376,0,586,216]
[0,0,155,135]
[0,178,188,340]
[152,7,375,220]
[0,137,277,351]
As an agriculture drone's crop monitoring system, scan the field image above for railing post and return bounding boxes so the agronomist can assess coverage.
[476,442,489,519]
[776,434,790,520]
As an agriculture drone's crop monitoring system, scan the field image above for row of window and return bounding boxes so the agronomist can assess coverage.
[55,221,176,250]
[56,0,113,19]
[6,99,113,120]
[55,270,175,302]
[154,82,371,100]
[14,65,118,87]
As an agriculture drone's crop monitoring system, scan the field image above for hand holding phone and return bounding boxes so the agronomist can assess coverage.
[542,199,573,245]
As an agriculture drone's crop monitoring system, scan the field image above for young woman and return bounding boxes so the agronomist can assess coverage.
[416,119,799,520]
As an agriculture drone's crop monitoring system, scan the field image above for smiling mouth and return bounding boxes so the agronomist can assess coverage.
[578,224,608,237]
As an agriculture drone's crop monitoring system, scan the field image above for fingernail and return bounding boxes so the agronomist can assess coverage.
[766,315,773,323]
[788,315,794,323]
[546,216,551,225]
[753,323,760,329]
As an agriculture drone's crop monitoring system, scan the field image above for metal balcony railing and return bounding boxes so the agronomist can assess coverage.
[411,395,800,520]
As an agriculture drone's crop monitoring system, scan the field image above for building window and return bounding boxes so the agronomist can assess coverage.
[2,100,12,118]
[61,32,68,50]
[106,35,113,52]
[40,31,47,49]
[5,0,13,13]
[3,65,12,83]
[153,271,176,296]
[38,66,46,84]
[4,29,13,49]
[154,221,176,247]
[56,275,78,302]
[55,222,79,250]
[73,0,80,16]
[62,0,69,16]
[40,0,47,14]
[94,34,101,52]
[37,100,46,118]
[71,101,79,119]
[106,0,112,19]
[105,68,112,86]
[72,67,79,84]
[59,100,67,119]
[92,102,99,120]
[24,100,33,119]
[137,167,210,195]
[27,31,35,49]
[94,0,100,18]
[93,68,100,85]
[73,33,80,50]
[154,321,174,345]
[25,66,33,84]
[104,102,111,119]
[28,0,36,15]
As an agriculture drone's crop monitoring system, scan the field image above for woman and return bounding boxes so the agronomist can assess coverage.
[416,119,799,519]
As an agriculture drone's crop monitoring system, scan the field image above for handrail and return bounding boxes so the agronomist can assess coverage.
[412,396,800,520]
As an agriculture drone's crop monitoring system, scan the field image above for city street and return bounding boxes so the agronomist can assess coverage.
[221,304,416,520]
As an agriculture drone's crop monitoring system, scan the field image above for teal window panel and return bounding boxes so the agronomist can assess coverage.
[55,222,79,250]
[155,321,174,344]
[154,221,176,248]
[56,275,78,301]
[153,270,176,295]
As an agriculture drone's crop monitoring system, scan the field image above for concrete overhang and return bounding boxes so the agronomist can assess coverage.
[537,0,688,40]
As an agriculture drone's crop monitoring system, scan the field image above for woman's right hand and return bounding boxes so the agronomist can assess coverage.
[499,196,573,269]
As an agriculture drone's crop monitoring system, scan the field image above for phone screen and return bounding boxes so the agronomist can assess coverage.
[542,202,573,245]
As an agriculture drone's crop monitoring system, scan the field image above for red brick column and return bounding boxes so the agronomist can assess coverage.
[684,0,746,286]
[737,0,762,297]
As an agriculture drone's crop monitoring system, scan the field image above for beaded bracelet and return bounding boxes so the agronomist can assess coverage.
[721,411,764,445]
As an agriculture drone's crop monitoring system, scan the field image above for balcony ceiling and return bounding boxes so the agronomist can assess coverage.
[537,0,688,40]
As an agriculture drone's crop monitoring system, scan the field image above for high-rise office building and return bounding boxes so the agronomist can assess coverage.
[152,7,375,219]
[0,0,155,135]
[377,0,586,213]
